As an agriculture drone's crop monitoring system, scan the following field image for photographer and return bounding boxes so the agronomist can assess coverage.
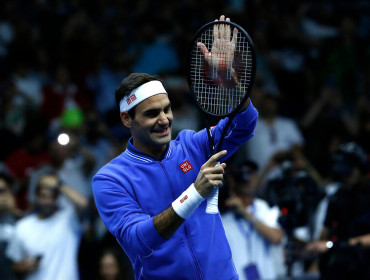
[221,161,283,280]
[306,142,370,280]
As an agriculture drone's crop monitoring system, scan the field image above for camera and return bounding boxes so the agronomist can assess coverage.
[265,158,323,230]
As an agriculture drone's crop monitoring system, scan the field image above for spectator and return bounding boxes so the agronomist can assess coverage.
[41,65,91,123]
[11,63,44,109]
[129,22,180,75]
[96,248,129,280]
[82,110,117,182]
[0,171,18,280]
[244,89,304,171]
[300,86,356,177]
[222,161,283,280]
[5,115,50,210]
[6,173,88,280]
[78,199,134,280]
[306,142,370,280]
[28,135,95,208]
[0,78,30,137]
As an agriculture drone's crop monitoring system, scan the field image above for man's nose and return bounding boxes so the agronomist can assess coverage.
[158,112,169,124]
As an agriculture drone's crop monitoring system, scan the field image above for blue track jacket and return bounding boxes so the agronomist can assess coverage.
[93,102,258,280]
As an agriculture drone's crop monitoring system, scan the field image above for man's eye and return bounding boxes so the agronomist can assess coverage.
[165,107,171,113]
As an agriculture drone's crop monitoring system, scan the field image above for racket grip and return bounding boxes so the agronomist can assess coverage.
[206,161,220,214]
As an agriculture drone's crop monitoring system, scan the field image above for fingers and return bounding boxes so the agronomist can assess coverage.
[197,42,209,56]
[203,150,227,167]
[232,27,238,46]
[225,18,231,40]
[219,22,225,40]
[214,19,219,40]
[197,42,211,64]
[216,15,232,41]
[205,173,224,182]
[203,164,226,174]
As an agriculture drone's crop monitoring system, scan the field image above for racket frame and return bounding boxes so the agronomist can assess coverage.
[187,20,257,154]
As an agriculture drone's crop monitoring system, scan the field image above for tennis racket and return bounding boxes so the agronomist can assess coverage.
[187,16,256,214]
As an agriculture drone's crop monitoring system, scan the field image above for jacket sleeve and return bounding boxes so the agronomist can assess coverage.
[92,174,167,256]
[192,101,258,161]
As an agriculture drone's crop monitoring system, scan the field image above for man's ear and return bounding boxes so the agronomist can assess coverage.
[120,111,132,128]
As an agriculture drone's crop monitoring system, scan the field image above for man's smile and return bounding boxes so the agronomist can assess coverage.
[152,126,170,136]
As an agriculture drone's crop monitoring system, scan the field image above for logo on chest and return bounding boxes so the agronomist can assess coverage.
[179,160,193,174]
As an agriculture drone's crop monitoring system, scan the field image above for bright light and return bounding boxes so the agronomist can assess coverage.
[326,241,333,249]
[58,133,70,145]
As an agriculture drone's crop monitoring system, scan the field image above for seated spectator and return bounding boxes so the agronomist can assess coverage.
[0,171,18,280]
[6,173,88,280]
[221,161,283,280]
[96,248,129,280]
[244,89,304,171]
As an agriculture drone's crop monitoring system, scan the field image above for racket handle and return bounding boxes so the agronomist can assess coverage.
[206,161,220,214]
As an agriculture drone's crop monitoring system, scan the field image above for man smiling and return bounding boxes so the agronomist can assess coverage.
[93,33,258,280]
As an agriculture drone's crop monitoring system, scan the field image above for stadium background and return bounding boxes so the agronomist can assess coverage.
[0,0,370,279]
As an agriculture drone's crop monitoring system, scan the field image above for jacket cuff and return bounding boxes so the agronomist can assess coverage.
[234,100,258,126]
[138,217,167,253]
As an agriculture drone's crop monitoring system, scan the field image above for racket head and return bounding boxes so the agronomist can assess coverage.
[187,20,256,118]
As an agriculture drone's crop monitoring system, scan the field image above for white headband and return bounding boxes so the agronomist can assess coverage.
[119,81,167,112]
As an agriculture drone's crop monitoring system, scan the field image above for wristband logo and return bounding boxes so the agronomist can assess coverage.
[180,195,188,203]
[179,160,193,173]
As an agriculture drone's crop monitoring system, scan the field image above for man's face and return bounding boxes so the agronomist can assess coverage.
[129,94,173,150]
[100,253,119,280]
[36,176,59,217]
[260,96,278,117]
[235,172,258,197]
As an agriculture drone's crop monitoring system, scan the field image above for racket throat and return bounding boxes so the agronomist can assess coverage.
[203,116,216,156]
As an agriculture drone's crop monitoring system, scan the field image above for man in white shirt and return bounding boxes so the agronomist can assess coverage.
[222,161,284,280]
[245,90,304,171]
[6,174,88,280]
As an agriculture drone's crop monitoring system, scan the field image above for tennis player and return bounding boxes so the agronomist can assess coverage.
[93,16,258,280]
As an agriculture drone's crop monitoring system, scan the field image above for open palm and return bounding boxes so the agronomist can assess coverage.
[197,15,238,70]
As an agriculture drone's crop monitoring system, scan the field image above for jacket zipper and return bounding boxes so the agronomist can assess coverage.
[159,162,203,280]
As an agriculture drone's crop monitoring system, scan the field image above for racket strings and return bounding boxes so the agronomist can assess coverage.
[190,24,253,115]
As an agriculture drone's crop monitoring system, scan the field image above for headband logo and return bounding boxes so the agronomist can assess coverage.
[126,94,137,105]
[119,81,167,112]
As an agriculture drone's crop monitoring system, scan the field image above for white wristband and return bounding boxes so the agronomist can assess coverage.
[172,184,205,219]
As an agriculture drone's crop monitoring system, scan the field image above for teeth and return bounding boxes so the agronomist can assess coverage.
[154,128,167,133]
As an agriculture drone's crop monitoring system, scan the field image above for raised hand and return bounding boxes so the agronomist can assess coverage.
[197,15,238,70]
[194,150,227,198]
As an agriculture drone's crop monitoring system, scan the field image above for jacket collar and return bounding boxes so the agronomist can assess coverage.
[125,137,172,163]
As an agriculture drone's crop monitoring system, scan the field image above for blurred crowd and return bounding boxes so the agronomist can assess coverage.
[0,0,370,279]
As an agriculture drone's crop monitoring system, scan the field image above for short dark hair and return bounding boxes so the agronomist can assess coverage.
[115,73,161,119]
[35,173,60,199]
